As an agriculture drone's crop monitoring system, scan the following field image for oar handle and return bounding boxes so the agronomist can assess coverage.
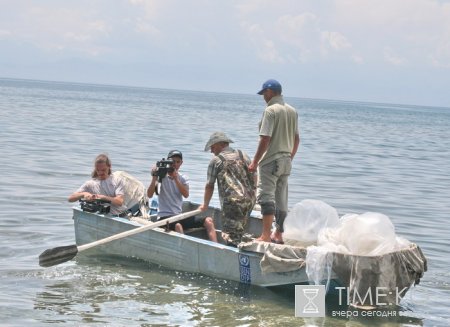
[77,209,201,252]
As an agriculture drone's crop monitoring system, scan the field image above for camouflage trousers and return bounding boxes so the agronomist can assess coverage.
[221,199,254,246]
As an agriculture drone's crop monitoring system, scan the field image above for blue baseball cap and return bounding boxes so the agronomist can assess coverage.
[257,79,282,95]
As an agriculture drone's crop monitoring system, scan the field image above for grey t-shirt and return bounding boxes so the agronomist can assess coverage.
[76,174,127,215]
[259,95,299,165]
[157,173,189,217]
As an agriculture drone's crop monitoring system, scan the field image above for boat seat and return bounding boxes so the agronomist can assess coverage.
[185,227,207,239]
[185,227,227,244]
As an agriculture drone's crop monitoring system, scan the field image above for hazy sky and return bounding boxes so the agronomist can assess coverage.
[1,0,449,107]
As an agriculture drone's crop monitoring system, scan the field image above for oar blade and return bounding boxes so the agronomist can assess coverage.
[39,245,78,267]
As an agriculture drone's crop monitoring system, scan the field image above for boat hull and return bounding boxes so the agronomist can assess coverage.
[72,202,426,307]
[73,207,310,287]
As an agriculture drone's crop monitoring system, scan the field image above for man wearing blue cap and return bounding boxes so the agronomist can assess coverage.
[249,79,300,244]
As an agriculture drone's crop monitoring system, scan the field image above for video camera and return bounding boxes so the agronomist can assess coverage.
[80,198,111,214]
[152,158,174,180]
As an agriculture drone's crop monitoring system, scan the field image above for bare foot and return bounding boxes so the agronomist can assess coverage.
[271,231,284,244]
[255,236,271,242]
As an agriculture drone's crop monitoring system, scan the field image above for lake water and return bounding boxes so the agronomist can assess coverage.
[0,78,449,326]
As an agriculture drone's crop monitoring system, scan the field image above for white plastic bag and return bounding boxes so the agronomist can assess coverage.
[318,212,399,256]
[283,199,339,245]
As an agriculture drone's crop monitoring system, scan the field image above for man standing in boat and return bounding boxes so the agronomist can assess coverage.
[199,132,256,246]
[249,79,300,244]
[147,150,217,242]
[68,153,127,216]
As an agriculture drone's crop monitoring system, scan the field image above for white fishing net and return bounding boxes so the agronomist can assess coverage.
[113,171,148,217]
[282,199,426,306]
[283,199,340,246]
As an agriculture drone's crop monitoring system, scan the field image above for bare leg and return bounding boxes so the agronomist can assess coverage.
[204,217,217,242]
[175,223,184,234]
[256,214,273,242]
[271,208,286,243]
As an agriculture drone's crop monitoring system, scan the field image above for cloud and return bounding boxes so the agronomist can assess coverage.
[332,0,450,68]
[134,19,161,37]
[240,12,355,64]
[240,22,284,63]
[429,3,450,68]
[277,13,321,62]
[351,54,364,65]
[383,47,407,66]
[0,29,11,38]
[3,0,450,67]
[0,4,113,56]
[1,0,450,106]
[234,0,450,70]
[320,31,352,61]
[321,31,351,51]
[128,0,166,21]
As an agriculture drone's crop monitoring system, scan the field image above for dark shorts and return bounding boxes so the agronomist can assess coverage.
[159,215,205,231]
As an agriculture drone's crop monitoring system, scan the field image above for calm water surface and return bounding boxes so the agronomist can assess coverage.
[0,78,449,326]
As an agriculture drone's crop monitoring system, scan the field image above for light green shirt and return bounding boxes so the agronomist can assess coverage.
[258,95,299,165]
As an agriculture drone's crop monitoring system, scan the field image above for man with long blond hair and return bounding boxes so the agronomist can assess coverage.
[68,153,127,215]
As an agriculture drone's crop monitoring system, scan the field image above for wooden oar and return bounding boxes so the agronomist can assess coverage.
[39,209,201,268]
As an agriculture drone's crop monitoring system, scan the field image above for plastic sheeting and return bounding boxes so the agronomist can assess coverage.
[329,243,427,307]
[283,199,340,246]
[113,171,148,217]
[273,200,427,306]
[316,212,410,256]
[238,241,306,273]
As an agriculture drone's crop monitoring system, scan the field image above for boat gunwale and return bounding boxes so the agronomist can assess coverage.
[72,206,265,258]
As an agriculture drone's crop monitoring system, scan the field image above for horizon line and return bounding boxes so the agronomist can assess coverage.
[1,76,448,110]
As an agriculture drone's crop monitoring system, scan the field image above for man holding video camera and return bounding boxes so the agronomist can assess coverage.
[147,150,217,242]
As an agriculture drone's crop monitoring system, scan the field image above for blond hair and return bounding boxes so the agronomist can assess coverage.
[91,153,112,178]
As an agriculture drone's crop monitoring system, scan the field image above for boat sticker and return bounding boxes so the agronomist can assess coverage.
[238,254,251,284]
